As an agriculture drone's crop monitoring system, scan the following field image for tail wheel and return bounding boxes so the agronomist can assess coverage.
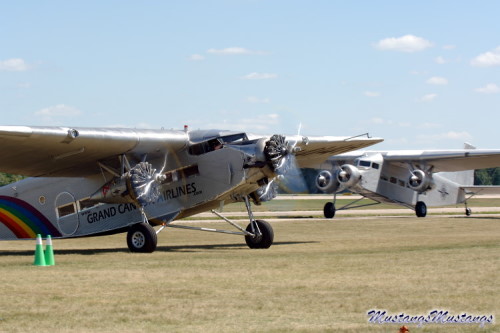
[415,201,427,218]
[245,220,274,249]
[323,202,336,218]
[127,222,158,253]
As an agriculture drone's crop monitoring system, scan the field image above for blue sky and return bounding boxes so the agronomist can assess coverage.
[1,1,499,149]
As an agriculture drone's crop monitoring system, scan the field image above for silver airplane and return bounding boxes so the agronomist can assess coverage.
[0,125,382,252]
[314,144,500,218]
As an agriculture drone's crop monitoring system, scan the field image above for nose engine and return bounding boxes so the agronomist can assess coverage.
[408,169,434,193]
[315,170,341,193]
[337,164,361,188]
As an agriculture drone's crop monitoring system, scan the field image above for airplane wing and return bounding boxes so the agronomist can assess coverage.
[383,149,500,172]
[0,126,188,177]
[293,135,383,168]
[461,186,500,196]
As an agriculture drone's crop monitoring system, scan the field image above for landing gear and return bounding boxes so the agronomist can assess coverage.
[245,220,274,249]
[127,222,158,253]
[465,208,472,216]
[415,201,427,218]
[157,196,274,250]
[323,202,336,218]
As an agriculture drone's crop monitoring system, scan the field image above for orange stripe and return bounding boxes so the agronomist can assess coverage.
[0,209,36,238]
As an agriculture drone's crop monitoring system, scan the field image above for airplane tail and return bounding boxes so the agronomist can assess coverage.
[439,143,475,185]
[439,170,474,186]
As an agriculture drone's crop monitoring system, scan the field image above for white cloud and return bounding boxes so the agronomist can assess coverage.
[207,47,267,55]
[374,34,433,53]
[370,117,385,124]
[419,131,472,142]
[35,104,81,119]
[369,117,411,127]
[475,83,500,94]
[471,46,500,67]
[241,72,278,80]
[418,122,441,129]
[0,58,29,71]
[434,56,447,64]
[246,96,270,104]
[426,77,448,85]
[17,82,32,89]
[188,54,205,61]
[419,93,438,102]
[364,91,381,97]
[202,113,281,133]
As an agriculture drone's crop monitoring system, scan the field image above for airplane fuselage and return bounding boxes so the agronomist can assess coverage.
[0,137,265,240]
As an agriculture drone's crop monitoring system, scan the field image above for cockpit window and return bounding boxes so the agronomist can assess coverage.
[188,133,249,155]
[218,133,248,144]
[358,160,371,168]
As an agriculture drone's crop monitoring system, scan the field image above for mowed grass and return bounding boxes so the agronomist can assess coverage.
[0,215,499,332]
[227,197,500,213]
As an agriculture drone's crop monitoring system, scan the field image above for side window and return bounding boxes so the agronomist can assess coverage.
[57,203,76,218]
[78,198,100,211]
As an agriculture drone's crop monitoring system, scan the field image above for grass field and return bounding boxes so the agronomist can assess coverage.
[0,203,498,332]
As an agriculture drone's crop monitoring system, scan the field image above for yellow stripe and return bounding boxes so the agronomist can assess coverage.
[0,208,37,238]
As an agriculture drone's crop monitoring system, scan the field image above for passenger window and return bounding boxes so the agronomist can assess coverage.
[57,203,76,218]
[79,198,99,211]
[372,163,380,169]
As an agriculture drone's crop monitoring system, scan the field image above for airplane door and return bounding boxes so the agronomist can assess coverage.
[55,192,80,236]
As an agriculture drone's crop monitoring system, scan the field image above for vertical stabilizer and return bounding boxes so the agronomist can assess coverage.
[439,143,475,185]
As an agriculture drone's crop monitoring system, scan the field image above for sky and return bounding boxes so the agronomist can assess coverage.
[1,0,499,150]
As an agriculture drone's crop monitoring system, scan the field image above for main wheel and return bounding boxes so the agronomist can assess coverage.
[323,202,336,218]
[245,220,274,249]
[415,201,427,218]
[465,208,472,216]
[127,222,158,253]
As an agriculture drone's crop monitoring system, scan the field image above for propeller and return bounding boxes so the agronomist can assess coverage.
[338,167,350,183]
[129,162,165,205]
[260,131,309,198]
[129,153,169,206]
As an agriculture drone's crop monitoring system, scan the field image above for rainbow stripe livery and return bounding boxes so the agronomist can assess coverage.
[0,196,61,239]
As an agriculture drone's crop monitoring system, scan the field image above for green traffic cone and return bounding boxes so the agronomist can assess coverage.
[44,235,55,266]
[33,234,46,266]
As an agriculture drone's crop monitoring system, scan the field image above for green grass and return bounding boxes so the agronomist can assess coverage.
[0,214,498,332]
[226,197,500,212]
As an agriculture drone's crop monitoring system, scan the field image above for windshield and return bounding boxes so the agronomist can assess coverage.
[188,133,249,155]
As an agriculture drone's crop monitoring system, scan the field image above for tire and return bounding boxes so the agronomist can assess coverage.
[323,202,336,218]
[465,208,472,216]
[245,220,274,249]
[415,201,427,218]
[127,222,158,253]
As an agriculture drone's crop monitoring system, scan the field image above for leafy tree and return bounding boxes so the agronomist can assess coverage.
[0,173,25,187]
[474,168,500,185]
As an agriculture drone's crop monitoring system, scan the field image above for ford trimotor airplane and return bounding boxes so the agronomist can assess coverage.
[314,144,500,218]
[0,125,382,252]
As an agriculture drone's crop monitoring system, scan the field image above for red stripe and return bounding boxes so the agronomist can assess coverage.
[0,212,32,238]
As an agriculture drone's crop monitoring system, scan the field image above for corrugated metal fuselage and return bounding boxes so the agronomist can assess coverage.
[0,146,261,240]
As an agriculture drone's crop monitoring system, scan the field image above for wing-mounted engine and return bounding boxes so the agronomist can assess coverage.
[89,160,195,206]
[408,169,434,193]
[337,164,361,188]
[315,170,341,193]
[245,134,306,204]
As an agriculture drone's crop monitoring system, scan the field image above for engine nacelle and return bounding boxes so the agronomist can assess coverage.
[315,170,341,193]
[337,164,361,188]
[408,169,434,193]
